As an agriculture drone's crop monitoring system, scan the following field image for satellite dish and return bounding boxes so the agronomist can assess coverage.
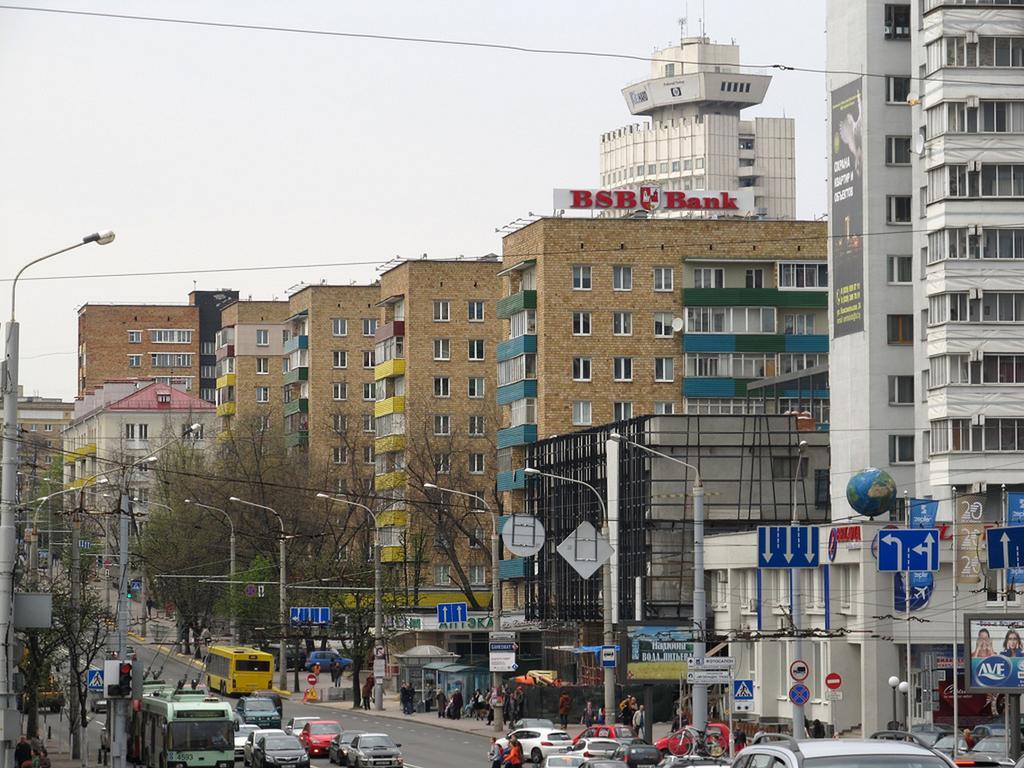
[671,317,685,333]
[914,134,925,157]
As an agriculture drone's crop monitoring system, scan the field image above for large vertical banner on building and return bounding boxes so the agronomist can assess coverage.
[957,493,997,585]
[831,78,864,337]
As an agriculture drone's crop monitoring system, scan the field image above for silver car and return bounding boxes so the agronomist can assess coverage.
[244,728,285,766]
[735,737,956,768]
[568,740,621,761]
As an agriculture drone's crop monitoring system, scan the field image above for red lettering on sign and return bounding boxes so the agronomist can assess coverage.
[571,190,592,208]
[594,190,613,208]
[721,192,739,210]
[665,191,686,209]
[616,190,637,208]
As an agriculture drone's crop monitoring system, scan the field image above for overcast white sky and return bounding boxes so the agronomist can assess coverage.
[0,0,826,400]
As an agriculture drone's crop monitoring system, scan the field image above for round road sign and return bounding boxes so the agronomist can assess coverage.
[501,515,545,558]
[306,673,318,686]
[827,528,838,562]
[790,659,809,681]
[789,683,810,706]
[825,672,842,690]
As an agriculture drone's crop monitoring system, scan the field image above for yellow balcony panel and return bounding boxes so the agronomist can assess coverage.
[63,443,96,464]
[67,476,104,489]
[217,429,233,442]
[380,546,405,563]
[373,396,405,418]
[376,509,407,528]
[216,401,236,417]
[374,434,406,455]
[414,591,493,609]
[216,373,236,389]
[374,470,407,492]
[374,358,406,381]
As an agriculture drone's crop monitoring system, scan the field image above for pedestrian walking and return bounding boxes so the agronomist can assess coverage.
[632,704,646,733]
[811,719,825,739]
[361,674,374,710]
[145,597,154,619]
[14,737,30,768]
[488,738,505,768]
[436,688,447,719]
[734,730,747,752]
[503,736,523,768]
[450,686,464,719]
[558,691,571,730]
[37,749,50,768]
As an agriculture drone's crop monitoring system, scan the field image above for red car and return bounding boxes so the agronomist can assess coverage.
[571,725,638,745]
[655,723,730,757]
[299,721,342,757]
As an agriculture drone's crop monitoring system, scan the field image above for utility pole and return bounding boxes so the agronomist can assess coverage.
[110,490,130,768]
[69,496,82,762]
[790,440,807,739]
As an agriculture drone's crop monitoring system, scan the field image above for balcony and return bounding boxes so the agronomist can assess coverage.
[497,424,538,449]
[497,335,537,362]
[216,373,236,389]
[374,434,406,454]
[377,509,408,527]
[374,396,406,418]
[374,320,405,343]
[682,334,828,354]
[64,443,96,464]
[283,334,308,355]
[497,290,537,319]
[215,401,236,417]
[282,398,308,418]
[215,344,234,361]
[374,470,407,492]
[380,547,405,564]
[282,366,308,386]
[683,288,827,308]
[499,558,527,579]
[374,358,406,381]
[283,430,308,449]
[497,469,526,492]
[497,380,537,405]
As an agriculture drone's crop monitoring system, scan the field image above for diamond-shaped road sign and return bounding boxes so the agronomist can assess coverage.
[502,515,546,558]
[556,521,614,579]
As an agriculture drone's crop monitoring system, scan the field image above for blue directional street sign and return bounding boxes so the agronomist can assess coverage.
[86,669,103,692]
[290,606,332,625]
[437,602,468,624]
[877,529,940,572]
[789,683,810,706]
[733,679,754,701]
[78,539,91,550]
[987,526,1024,570]
[757,526,820,568]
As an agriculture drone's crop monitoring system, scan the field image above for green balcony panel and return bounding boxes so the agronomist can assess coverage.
[282,398,308,418]
[497,290,537,319]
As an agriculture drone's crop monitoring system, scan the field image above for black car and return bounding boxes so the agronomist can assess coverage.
[611,744,661,767]
[329,731,363,766]
[237,697,282,729]
[348,733,402,768]
[251,690,285,718]
[253,735,309,768]
[579,761,628,768]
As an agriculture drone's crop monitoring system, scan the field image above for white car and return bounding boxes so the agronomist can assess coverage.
[235,724,259,762]
[566,739,621,760]
[737,737,956,768]
[543,756,585,768]
[285,717,320,736]
[498,729,573,764]
[244,728,285,766]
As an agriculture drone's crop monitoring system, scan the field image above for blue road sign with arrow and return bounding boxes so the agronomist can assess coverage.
[87,669,103,692]
[987,526,1024,570]
[877,529,940,572]
[757,526,819,568]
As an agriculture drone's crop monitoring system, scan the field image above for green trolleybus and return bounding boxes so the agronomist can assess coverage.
[129,683,234,768]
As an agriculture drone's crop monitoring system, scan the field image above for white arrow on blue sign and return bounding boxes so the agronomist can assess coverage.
[290,607,332,625]
[757,526,820,568]
[437,602,468,624]
[877,529,940,572]
[987,526,1024,570]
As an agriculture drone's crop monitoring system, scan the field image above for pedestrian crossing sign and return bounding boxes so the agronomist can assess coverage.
[733,679,754,700]
[87,669,103,692]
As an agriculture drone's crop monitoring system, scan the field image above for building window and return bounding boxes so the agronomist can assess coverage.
[434,414,450,435]
[779,263,828,289]
[468,377,485,398]
[572,265,592,290]
[434,377,450,398]
[613,312,633,336]
[332,382,347,400]
[654,313,674,338]
[510,398,537,426]
[333,414,347,431]
[573,312,592,336]
[434,565,452,586]
[653,267,674,291]
[200,364,216,378]
[468,339,485,360]
[573,357,592,382]
[358,350,371,368]
[886,75,911,104]
[469,565,486,585]
[363,413,374,432]
[613,265,633,291]
[783,314,815,335]
[745,269,764,289]
[332,446,347,465]
[655,357,675,382]
[887,314,914,344]
[127,355,141,368]
[694,268,724,288]
[888,255,913,283]
[434,453,451,474]
[363,445,374,464]
[613,357,633,382]
[331,318,348,336]
[332,350,347,369]
[433,300,450,322]
[884,4,911,40]
[200,387,216,402]
[886,136,912,165]
[888,375,914,405]
[359,318,375,336]
[150,353,194,368]
[124,423,148,440]
[128,330,142,344]
[433,338,451,360]
[255,329,269,346]
[469,415,485,436]
[362,383,375,401]
[613,401,633,421]
[887,195,912,224]
[468,300,485,322]
[256,386,270,403]
[889,434,915,464]
[572,400,592,426]
[150,329,193,344]
[655,401,676,415]
[469,453,485,474]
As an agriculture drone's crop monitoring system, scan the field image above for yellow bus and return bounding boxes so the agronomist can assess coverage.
[204,646,275,696]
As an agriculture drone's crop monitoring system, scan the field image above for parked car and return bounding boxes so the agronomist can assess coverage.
[303,650,352,673]
[234,724,259,763]
[568,739,622,760]
[573,726,638,746]
[299,720,343,758]
[243,729,285,766]
[738,736,956,768]
[250,690,285,718]
[932,734,969,757]
[498,729,573,764]
[657,757,730,768]
[869,731,931,747]
[511,719,556,731]
[89,696,107,714]
[543,757,586,768]
[610,744,661,768]
[329,731,363,766]
[970,736,1015,766]
[285,716,320,736]
[911,724,953,747]
[236,697,282,729]
[347,733,403,768]
[578,761,628,768]
[253,734,309,768]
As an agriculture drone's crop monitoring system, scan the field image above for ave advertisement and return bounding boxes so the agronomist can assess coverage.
[965,614,1024,691]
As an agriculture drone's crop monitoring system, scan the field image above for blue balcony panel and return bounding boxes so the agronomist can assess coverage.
[497,335,537,362]
[497,469,526,492]
[498,558,527,579]
[497,380,537,405]
[497,424,538,449]
[682,334,736,353]
[780,389,830,399]
[783,334,829,353]
[683,378,738,397]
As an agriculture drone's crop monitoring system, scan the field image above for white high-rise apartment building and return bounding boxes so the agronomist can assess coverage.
[600,36,796,219]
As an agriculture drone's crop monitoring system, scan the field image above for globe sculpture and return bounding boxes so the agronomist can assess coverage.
[846,467,897,518]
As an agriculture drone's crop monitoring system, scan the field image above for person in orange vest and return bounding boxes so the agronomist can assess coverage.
[503,736,523,768]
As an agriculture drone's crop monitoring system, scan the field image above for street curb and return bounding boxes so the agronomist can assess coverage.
[313,701,497,739]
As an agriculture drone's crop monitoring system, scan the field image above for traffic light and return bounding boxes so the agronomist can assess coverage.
[104,659,134,697]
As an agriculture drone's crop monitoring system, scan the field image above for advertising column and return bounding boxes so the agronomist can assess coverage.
[831,78,864,337]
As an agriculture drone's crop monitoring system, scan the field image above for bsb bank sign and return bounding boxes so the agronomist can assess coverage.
[554,186,755,214]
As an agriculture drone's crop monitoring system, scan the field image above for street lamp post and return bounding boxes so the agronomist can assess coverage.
[422,482,503,732]
[316,493,384,711]
[888,675,904,729]
[608,433,705,733]
[0,231,114,762]
[185,500,236,643]
[230,497,287,690]
[522,466,616,721]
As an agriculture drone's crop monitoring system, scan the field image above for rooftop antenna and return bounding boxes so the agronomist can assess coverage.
[700,0,706,38]
[679,0,688,42]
